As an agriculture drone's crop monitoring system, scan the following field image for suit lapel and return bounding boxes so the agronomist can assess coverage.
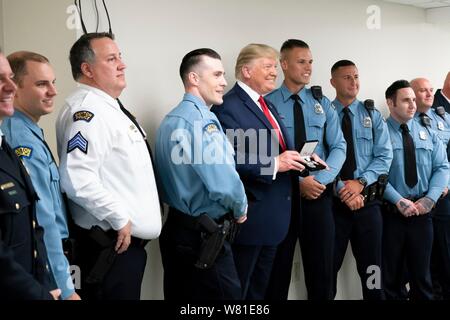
[234,84,273,131]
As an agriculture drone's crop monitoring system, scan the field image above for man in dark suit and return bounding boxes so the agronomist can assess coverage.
[432,72,450,114]
[211,43,311,300]
[0,48,59,300]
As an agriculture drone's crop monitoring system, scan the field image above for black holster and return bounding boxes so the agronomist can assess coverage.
[85,226,117,285]
[194,214,238,270]
[361,174,389,204]
[62,238,78,265]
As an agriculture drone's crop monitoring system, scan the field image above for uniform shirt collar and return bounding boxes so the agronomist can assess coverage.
[333,99,359,115]
[78,83,121,110]
[414,108,432,118]
[388,116,413,132]
[13,109,44,139]
[183,92,209,111]
[278,83,294,103]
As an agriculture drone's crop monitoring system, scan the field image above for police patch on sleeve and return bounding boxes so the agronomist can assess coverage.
[73,110,94,123]
[67,131,89,154]
[204,123,219,134]
[14,146,33,159]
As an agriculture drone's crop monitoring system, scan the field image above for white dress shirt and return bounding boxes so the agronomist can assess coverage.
[56,84,161,239]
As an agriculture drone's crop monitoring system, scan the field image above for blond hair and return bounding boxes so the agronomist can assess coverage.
[235,44,279,81]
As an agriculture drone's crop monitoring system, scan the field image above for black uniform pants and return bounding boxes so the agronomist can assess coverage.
[300,185,335,300]
[382,207,434,300]
[159,208,241,300]
[431,195,450,300]
[73,225,147,300]
[332,199,384,300]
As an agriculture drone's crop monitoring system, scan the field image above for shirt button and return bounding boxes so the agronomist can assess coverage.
[32,220,36,229]
[15,203,20,210]
[34,250,38,259]
[287,196,291,201]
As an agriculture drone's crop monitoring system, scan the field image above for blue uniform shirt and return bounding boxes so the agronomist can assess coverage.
[155,93,247,219]
[415,109,450,188]
[334,99,393,191]
[1,110,74,299]
[384,116,449,204]
[266,84,346,185]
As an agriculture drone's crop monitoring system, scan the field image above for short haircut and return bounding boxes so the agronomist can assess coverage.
[235,44,279,80]
[179,48,221,84]
[7,51,50,86]
[331,60,356,75]
[69,32,114,80]
[385,80,411,101]
[280,39,309,60]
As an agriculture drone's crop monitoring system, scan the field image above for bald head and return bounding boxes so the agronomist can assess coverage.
[411,77,434,112]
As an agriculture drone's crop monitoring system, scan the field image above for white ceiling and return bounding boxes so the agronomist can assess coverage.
[384,0,450,8]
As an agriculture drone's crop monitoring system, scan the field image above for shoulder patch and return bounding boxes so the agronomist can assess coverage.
[73,110,94,123]
[67,132,88,154]
[14,146,33,159]
[204,123,219,134]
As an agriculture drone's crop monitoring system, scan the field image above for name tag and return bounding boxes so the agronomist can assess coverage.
[0,182,15,190]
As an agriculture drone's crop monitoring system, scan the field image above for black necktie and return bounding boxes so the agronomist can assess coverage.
[291,94,306,150]
[340,108,356,180]
[400,124,418,188]
[117,99,154,160]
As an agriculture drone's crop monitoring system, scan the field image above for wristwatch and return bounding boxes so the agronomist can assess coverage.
[357,177,367,187]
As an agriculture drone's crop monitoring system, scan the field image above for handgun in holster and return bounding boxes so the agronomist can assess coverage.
[376,174,389,201]
[194,214,230,270]
[62,238,78,265]
[85,226,117,285]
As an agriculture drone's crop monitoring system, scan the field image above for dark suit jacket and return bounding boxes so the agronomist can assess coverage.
[211,83,293,246]
[433,89,450,114]
[0,141,53,299]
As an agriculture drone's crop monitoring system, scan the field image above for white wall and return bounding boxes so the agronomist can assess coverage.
[2,0,76,154]
[0,0,4,49]
[2,0,450,300]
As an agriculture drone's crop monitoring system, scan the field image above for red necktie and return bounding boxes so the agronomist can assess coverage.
[258,96,287,152]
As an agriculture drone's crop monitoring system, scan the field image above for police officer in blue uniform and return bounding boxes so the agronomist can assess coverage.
[155,48,248,300]
[411,77,450,300]
[1,51,79,300]
[265,39,346,300]
[0,49,59,300]
[330,60,392,300]
[383,80,449,300]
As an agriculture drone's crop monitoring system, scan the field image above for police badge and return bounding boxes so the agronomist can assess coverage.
[363,117,372,128]
[419,131,428,140]
[314,103,324,114]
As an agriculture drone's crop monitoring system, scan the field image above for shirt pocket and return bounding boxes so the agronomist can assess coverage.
[391,141,404,171]
[280,112,294,129]
[307,115,326,140]
[127,126,149,165]
[356,129,373,156]
[415,140,433,165]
